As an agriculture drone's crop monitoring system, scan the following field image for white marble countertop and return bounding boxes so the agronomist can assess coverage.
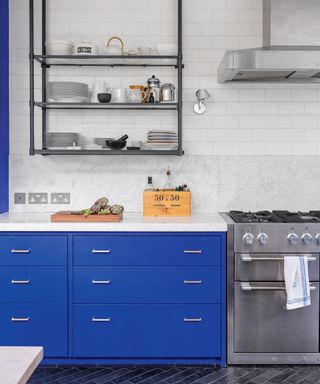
[0,212,227,232]
[0,347,43,384]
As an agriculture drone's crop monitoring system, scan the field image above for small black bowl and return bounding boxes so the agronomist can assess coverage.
[98,93,112,103]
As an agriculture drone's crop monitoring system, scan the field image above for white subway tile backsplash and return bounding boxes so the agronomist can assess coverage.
[9,0,320,172]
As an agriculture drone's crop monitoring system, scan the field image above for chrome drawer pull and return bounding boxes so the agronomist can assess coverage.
[184,317,202,323]
[241,282,317,291]
[92,317,111,323]
[241,254,317,262]
[184,280,202,285]
[11,249,30,254]
[11,280,31,285]
[92,249,111,254]
[92,280,111,285]
[11,317,30,322]
[184,250,202,254]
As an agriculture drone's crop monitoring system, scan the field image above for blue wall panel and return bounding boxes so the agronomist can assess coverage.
[0,0,9,213]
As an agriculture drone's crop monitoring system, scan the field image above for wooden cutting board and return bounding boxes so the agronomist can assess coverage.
[51,211,123,222]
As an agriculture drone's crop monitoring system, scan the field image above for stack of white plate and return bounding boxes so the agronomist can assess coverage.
[142,130,178,150]
[47,132,80,149]
[48,82,89,102]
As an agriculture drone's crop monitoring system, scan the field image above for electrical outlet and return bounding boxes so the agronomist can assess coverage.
[14,193,26,205]
[29,193,48,204]
[51,193,70,204]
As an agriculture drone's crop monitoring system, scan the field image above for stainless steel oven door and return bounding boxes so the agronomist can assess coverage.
[234,282,319,353]
[235,253,319,281]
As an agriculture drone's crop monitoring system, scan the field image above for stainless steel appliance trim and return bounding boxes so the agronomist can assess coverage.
[240,282,317,291]
[241,254,317,262]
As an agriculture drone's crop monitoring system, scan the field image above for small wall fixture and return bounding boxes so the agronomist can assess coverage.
[194,89,211,114]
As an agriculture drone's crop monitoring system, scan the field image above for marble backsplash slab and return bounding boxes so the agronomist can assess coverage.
[9,155,320,213]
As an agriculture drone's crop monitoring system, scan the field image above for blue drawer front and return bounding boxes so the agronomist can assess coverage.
[74,304,221,358]
[74,235,220,266]
[74,266,221,304]
[0,267,67,302]
[0,235,67,265]
[0,303,68,357]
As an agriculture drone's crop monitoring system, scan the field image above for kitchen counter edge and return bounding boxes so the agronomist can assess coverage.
[0,213,227,232]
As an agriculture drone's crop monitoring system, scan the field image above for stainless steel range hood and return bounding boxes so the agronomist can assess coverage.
[218,0,320,83]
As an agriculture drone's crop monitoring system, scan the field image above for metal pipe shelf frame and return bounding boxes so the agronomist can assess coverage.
[29,0,184,156]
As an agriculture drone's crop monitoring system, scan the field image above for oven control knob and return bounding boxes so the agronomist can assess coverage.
[287,233,299,246]
[302,233,313,245]
[242,233,254,246]
[315,234,320,244]
[257,233,269,245]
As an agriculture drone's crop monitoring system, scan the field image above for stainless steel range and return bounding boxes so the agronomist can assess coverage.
[222,210,320,365]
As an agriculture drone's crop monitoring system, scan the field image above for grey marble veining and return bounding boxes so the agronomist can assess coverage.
[10,155,320,213]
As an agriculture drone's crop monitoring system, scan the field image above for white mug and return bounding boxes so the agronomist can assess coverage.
[112,88,127,103]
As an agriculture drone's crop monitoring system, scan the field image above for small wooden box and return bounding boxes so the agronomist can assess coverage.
[143,191,191,217]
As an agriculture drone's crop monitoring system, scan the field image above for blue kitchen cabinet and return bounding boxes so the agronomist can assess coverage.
[0,232,226,366]
[74,265,221,304]
[74,304,221,358]
[0,0,9,213]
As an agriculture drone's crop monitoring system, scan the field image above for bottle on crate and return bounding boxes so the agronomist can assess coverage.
[163,166,174,190]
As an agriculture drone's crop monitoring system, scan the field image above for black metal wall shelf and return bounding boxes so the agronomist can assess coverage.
[35,102,179,110]
[29,0,184,156]
[34,55,180,68]
[35,149,180,156]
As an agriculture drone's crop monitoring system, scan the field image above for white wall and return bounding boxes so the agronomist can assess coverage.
[9,0,320,213]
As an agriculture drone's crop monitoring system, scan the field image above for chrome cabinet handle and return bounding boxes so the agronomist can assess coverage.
[11,317,30,322]
[184,318,202,322]
[11,249,30,254]
[241,254,317,262]
[92,317,111,322]
[92,249,111,254]
[184,250,202,254]
[11,280,31,285]
[92,280,111,285]
[184,280,202,285]
[241,282,317,291]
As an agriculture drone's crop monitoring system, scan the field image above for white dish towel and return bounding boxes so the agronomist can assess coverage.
[284,256,311,310]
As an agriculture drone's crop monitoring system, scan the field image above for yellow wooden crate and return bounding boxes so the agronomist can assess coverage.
[143,191,191,217]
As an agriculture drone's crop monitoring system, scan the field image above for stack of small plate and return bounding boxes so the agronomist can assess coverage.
[142,130,178,151]
[47,132,80,149]
[48,82,89,102]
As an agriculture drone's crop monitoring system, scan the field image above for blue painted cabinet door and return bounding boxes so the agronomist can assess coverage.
[0,0,9,213]
[74,266,221,304]
[74,304,221,358]
[0,303,68,357]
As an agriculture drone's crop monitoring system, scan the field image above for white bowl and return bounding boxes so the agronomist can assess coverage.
[155,44,178,56]
[46,40,74,55]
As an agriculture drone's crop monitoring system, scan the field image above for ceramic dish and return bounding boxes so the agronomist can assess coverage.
[46,40,74,55]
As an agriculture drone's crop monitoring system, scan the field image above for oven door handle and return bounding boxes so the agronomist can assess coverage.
[241,254,317,262]
[241,282,317,291]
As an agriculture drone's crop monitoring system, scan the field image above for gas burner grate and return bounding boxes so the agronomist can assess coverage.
[229,210,283,223]
[273,211,320,223]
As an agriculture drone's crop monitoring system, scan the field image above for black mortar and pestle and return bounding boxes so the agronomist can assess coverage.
[106,135,128,150]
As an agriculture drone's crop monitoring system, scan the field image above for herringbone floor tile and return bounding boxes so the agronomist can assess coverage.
[28,366,320,384]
